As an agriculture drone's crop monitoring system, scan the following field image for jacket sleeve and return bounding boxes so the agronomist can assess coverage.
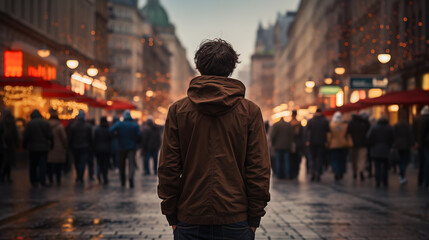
[245,108,271,228]
[157,104,182,226]
[59,126,68,149]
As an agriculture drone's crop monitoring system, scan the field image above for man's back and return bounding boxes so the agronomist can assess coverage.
[158,75,270,227]
[110,119,141,150]
[270,119,293,151]
[307,114,330,146]
[69,120,92,149]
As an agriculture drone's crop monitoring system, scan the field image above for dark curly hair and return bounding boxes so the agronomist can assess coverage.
[194,39,240,77]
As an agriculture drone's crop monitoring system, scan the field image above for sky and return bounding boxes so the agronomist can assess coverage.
[138,0,300,78]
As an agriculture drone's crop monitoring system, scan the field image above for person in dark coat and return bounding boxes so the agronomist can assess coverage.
[111,116,120,171]
[94,117,111,184]
[290,110,303,179]
[86,119,96,181]
[69,110,92,184]
[366,116,394,187]
[414,106,429,187]
[141,118,162,175]
[47,109,67,185]
[393,112,415,184]
[1,109,18,183]
[306,108,330,182]
[420,106,429,190]
[347,113,370,180]
[110,111,142,188]
[23,110,53,187]
[270,117,293,179]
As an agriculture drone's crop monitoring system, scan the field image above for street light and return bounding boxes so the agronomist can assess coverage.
[334,67,345,75]
[324,77,333,85]
[305,79,315,88]
[87,65,98,77]
[66,59,79,69]
[377,53,391,64]
[146,90,154,97]
[133,96,140,102]
[37,46,50,58]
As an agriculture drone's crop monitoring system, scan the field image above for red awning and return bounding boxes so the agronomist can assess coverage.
[106,100,136,110]
[0,76,107,108]
[360,89,429,105]
[323,102,366,116]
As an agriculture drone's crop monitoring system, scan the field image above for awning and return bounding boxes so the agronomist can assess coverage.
[106,100,137,110]
[0,76,107,108]
[323,89,429,115]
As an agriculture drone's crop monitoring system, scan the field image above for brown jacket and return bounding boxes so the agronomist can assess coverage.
[327,122,350,149]
[48,118,67,163]
[158,75,271,228]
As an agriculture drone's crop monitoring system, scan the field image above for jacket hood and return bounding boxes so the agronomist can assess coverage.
[77,109,85,121]
[332,111,342,123]
[30,110,42,119]
[377,116,389,125]
[123,110,132,121]
[187,75,245,116]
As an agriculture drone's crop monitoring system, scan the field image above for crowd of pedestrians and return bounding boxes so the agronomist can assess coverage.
[0,108,162,188]
[269,106,429,190]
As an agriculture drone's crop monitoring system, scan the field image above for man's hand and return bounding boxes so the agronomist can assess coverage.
[251,227,256,232]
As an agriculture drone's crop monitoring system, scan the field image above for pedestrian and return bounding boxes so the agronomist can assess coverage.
[414,106,429,187]
[347,112,370,181]
[1,109,18,183]
[393,111,415,185]
[110,110,141,188]
[94,117,111,185]
[69,110,92,184]
[290,110,303,179]
[158,39,270,239]
[366,116,394,187]
[111,116,120,172]
[86,118,96,181]
[327,112,350,181]
[270,117,293,179]
[141,117,162,176]
[306,108,330,182]
[47,109,67,185]
[23,110,53,187]
[420,106,429,190]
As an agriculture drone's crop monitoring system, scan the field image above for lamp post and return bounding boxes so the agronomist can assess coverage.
[66,59,79,69]
[377,53,391,64]
[37,46,50,58]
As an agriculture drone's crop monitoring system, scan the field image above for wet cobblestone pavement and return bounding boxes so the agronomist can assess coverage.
[1,161,429,240]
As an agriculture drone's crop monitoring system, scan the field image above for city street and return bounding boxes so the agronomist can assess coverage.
[1,160,428,240]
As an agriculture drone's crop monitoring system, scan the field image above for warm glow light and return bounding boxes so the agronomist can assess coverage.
[422,73,429,90]
[388,105,399,112]
[37,47,50,58]
[324,77,333,85]
[334,67,346,75]
[305,87,313,93]
[336,89,344,107]
[93,218,100,225]
[305,80,315,88]
[71,73,93,85]
[350,91,360,103]
[4,51,23,77]
[66,59,79,69]
[377,53,391,64]
[87,66,98,77]
[273,104,288,113]
[301,119,308,127]
[133,96,140,102]
[146,90,154,97]
[107,101,113,106]
[368,89,383,98]
[92,79,107,91]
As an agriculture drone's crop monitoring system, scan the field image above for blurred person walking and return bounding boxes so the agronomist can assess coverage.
[110,110,141,188]
[327,112,350,181]
[158,39,270,239]
[420,106,429,190]
[366,116,394,187]
[69,110,92,184]
[415,106,429,187]
[290,110,303,179]
[347,112,370,181]
[393,111,415,184]
[86,119,96,181]
[94,117,111,185]
[47,109,67,185]
[141,117,162,176]
[1,109,18,183]
[23,110,53,187]
[270,117,293,179]
[306,108,330,182]
[111,116,120,172]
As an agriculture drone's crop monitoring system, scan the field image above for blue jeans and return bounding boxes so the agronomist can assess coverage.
[398,150,410,178]
[144,150,159,175]
[174,221,255,240]
[331,148,347,175]
[275,150,290,179]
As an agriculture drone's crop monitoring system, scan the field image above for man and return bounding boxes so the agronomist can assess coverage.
[306,108,330,182]
[110,110,141,188]
[23,110,53,187]
[270,117,293,179]
[158,39,270,239]
[141,117,162,175]
[69,110,92,184]
[347,113,370,181]
[420,106,429,190]
[290,110,303,179]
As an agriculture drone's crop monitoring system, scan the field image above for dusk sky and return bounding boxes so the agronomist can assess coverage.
[138,0,300,78]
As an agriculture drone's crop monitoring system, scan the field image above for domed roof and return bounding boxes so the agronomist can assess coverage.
[141,0,171,28]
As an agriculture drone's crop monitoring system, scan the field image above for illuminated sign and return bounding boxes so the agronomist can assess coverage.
[320,86,341,95]
[3,50,56,80]
[349,76,388,89]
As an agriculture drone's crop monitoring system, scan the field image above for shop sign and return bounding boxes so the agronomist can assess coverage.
[349,76,388,89]
[320,85,341,95]
[4,50,56,80]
